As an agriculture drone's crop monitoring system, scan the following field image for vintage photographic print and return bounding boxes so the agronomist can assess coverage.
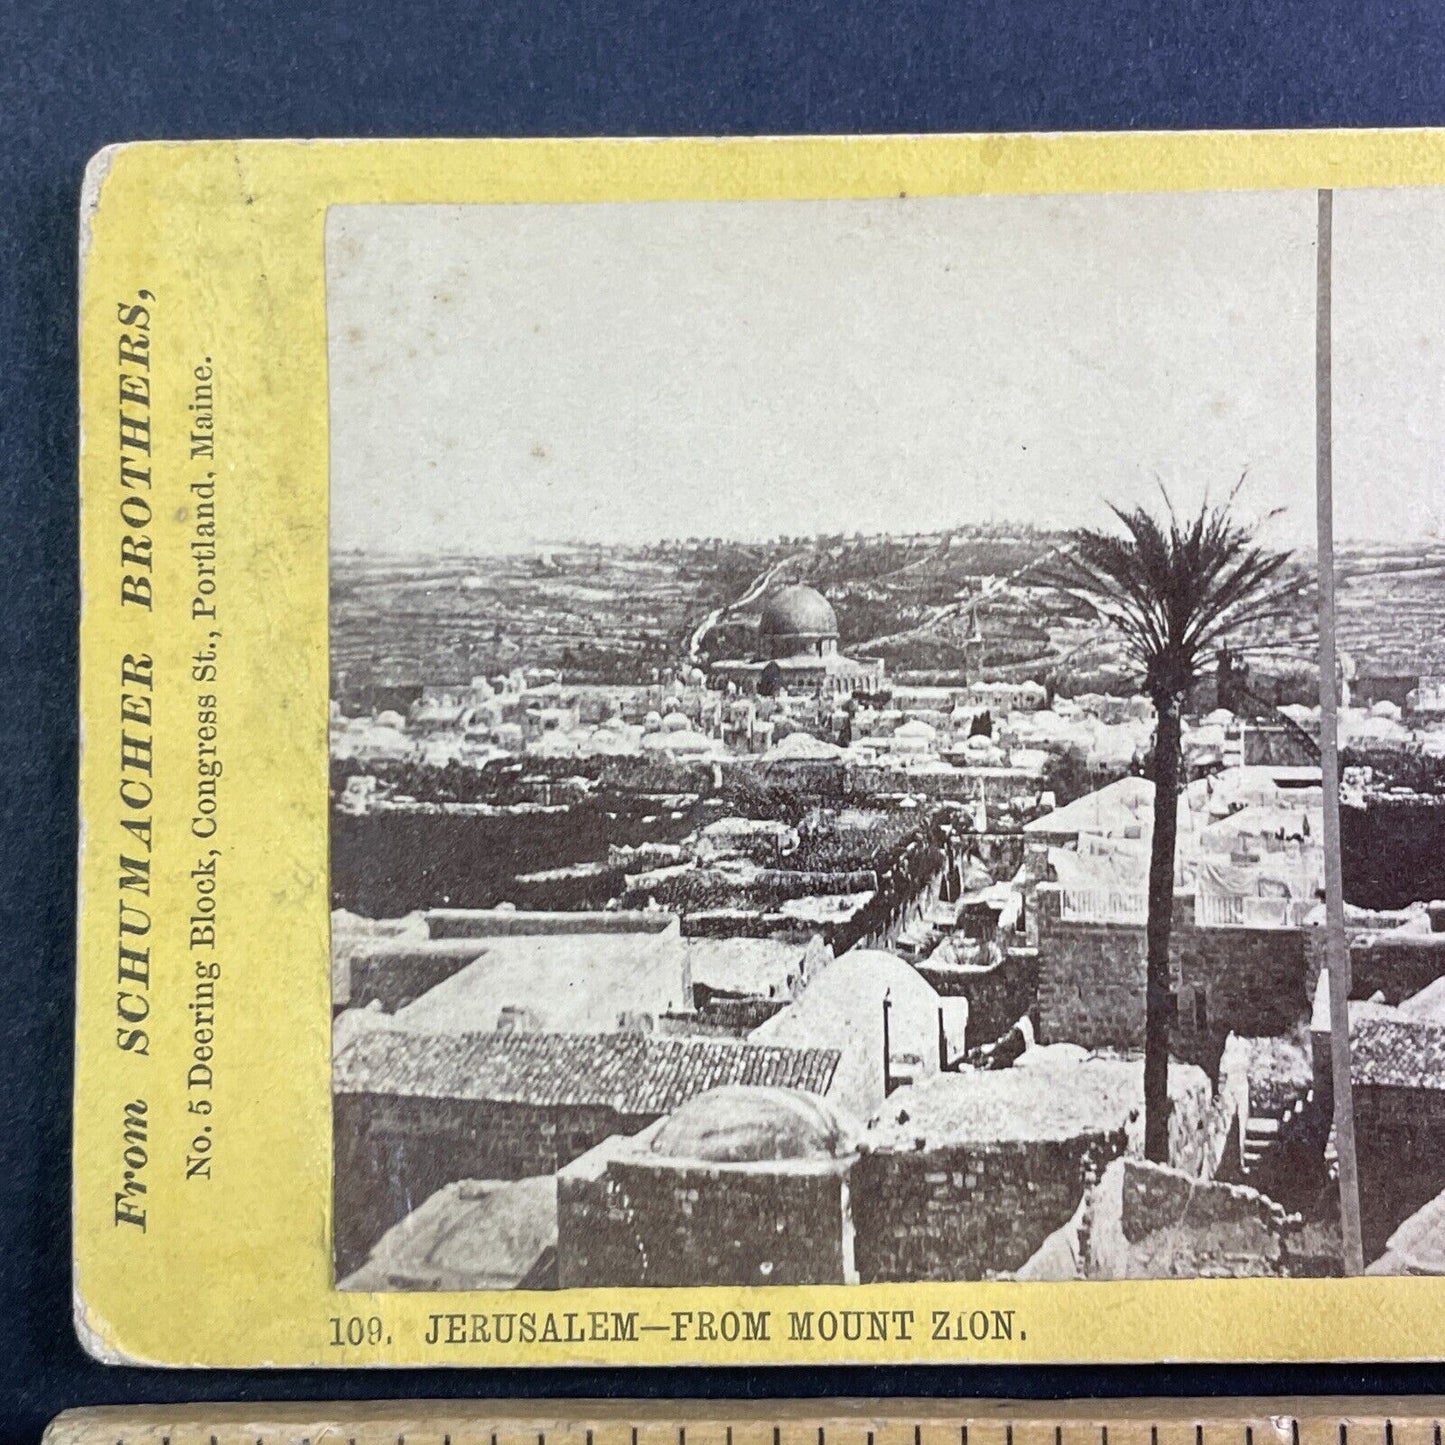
[326,187,1445,1293]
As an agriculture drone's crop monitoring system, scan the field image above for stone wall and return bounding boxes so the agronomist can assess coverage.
[1035,887,1318,1068]
[598,754,715,793]
[1354,1083,1445,1264]
[850,1131,1127,1281]
[687,990,788,1034]
[1170,1039,1246,1183]
[849,764,1043,805]
[1035,888,1150,1052]
[1304,930,1445,1005]
[1341,796,1445,911]
[347,947,477,1011]
[557,1150,855,1287]
[916,949,1039,1047]
[1116,1160,1302,1272]
[849,1058,1226,1283]
[1020,1158,1321,1280]
[334,1094,652,1276]
[620,867,877,912]
[681,911,820,943]
[425,908,677,939]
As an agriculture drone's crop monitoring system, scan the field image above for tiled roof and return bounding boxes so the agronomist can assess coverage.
[1351,1015,1445,1090]
[334,1028,841,1114]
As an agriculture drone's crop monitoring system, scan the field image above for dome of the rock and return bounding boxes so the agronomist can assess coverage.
[758,585,839,657]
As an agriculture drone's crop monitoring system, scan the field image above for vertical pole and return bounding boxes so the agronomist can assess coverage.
[1317,186,1366,1275]
[882,992,893,1097]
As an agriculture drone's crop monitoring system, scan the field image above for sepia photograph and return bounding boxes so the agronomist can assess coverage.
[325,188,1445,1291]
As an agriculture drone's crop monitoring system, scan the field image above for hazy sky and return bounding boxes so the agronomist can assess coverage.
[327,188,1445,554]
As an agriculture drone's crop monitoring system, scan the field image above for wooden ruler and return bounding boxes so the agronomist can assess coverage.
[40,1401,1445,1445]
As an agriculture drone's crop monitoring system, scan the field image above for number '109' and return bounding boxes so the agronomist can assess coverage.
[328,1315,386,1346]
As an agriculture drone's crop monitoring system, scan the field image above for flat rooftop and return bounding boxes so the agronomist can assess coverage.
[394,927,686,1034]
[685,937,808,998]
[866,1046,1206,1149]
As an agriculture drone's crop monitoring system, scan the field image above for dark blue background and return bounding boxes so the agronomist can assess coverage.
[6,0,1445,1439]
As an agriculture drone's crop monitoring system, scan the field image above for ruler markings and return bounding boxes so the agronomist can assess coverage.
[41,1404,1445,1445]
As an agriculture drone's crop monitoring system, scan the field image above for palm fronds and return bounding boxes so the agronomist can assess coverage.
[1045,491,1295,700]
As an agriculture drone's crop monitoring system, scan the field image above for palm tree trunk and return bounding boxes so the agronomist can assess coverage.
[1143,696,1181,1162]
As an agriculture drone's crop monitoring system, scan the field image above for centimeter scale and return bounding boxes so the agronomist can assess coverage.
[42,1403,1445,1445]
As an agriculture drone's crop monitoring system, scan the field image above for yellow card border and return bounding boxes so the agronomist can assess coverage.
[74,131,1445,1368]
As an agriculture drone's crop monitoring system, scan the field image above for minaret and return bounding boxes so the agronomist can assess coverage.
[962,602,985,682]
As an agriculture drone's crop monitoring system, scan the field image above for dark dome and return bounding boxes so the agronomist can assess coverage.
[648,1086,857,1163]
[759,585,838,642]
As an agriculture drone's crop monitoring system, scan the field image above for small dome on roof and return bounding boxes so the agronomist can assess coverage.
[759,585,838,642]
[649,1086,857,1163]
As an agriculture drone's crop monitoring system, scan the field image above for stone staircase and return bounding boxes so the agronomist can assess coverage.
[1242,1113,1282,1174]
[1241,1088,1328,1208]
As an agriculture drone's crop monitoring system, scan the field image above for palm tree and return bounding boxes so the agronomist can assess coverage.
[1049,488,1294,1160]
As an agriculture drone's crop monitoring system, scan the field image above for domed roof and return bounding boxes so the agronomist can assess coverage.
[648,1085,857,1163]
[759,584,838,641]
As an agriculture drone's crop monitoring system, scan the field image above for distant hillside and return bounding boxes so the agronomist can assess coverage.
[329,530,1432,698]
